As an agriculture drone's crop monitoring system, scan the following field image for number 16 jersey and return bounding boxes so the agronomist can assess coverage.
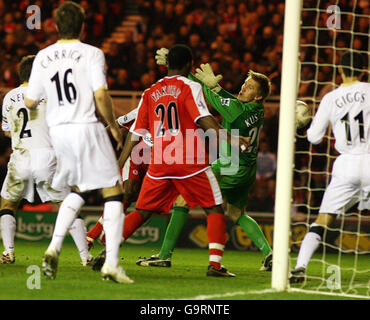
[27,40,107,128]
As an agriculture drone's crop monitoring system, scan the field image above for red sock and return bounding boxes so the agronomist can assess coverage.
[87,215,104,240]
[207,213,227,269]
[123,210,144,240]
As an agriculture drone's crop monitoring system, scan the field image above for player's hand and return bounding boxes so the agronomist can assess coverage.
[110,125,124,151]
[155,48,169,67]
[239,136,251,153]
[194,63,222,93]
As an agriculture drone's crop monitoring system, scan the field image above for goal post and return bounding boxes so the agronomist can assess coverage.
[271,0,303,291]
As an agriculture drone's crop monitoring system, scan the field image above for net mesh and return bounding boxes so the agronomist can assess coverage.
[290,0,370,298]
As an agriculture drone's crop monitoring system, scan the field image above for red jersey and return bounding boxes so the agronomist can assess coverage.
[130,75,211,179]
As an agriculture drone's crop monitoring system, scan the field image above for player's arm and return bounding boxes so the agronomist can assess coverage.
[2,95,12,138]
[118,94,149,168]
[25,54,43,109]
[306,96,331,145]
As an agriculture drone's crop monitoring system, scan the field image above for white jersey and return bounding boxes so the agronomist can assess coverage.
[2,85,51,151]
[26,40,107,128]
[307,82,370,155]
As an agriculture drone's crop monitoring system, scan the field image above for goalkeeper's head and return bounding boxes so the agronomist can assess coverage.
[237,70,271,103]
[19,55,35,83]
[167,44,193,76]
[55,1,85,39]
[339,51,364,79]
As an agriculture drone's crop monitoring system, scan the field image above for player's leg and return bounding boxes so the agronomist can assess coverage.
[290,212,336,283]
[174,168,234,277]
[69,214,93,266]
[43,188,86,279]
[136,195,190,267]
[158,195,189,260]
[0,198,18,264]
[226,202,273,270]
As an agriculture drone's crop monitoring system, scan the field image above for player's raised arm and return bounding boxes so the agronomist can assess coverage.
[25,54,42,109]
[306,95,331,145]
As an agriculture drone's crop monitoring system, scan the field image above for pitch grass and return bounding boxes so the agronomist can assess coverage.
[0,241,368,300]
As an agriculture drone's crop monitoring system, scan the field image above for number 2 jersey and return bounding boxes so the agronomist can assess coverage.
[130,75,211,179]
[2,85,51,151]
[307,82,370,154]
[26,40,107,127]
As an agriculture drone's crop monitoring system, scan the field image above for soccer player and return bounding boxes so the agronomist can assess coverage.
[290,51,370,283]
[86,109,151,249]
[24,2,132,284]
[136,49,273,270]
[1,55,92,266]
[97,44,250,277]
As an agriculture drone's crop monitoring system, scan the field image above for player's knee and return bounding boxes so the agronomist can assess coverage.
[226,204,243,222]
[309,223,325,238]
[0,209,15,217]
[137,210,152,222]
[173,195,189,208]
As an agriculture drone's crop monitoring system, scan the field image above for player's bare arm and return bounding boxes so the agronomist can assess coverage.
[94,87,123,150]
[24,97,39,110]
[118,131,140,169]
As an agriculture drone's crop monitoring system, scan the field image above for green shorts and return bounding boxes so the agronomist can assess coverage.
[211,158,256,209]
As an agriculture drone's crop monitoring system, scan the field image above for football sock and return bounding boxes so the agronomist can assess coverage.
[207,213,227,269]
[159,206,189,260]
[122,210,144,240]
[236,214,272,256]
[103,201,124,268]
[69,217,90,259]
[86,216,104,240]
[0,214,16,253]
[49,193,85,253]
[296,223,323,269]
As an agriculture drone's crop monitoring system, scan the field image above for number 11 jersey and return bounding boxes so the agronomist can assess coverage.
[307,82,370,154]
[27,40,107,128]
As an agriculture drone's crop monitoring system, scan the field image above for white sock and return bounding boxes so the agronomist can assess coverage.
[103,201,124,268]
[296,231,322,269]
[49,193,85,253]
[1,214,16,253]
[69,218,89,259]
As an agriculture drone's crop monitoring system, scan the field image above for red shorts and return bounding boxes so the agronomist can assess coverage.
[135,168,223,213]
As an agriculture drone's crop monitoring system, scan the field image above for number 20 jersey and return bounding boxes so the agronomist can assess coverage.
[130,75,212,179]
[26,40,107,128]
[2,85,51,151]
[308,82,370,154]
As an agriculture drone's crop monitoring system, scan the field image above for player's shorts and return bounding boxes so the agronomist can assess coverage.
[211,158,257,209]
[1,148,69,203]
[136,168,222,212]
[49,122,122,193]
[320,154,370,214]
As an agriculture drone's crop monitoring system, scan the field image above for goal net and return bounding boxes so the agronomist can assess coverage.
[290,0,370,298]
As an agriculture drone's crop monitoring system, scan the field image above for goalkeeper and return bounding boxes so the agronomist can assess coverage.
[137,48,273,271]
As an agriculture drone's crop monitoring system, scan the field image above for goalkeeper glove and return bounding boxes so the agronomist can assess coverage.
[194,63,223,93]
[155,48,169,67]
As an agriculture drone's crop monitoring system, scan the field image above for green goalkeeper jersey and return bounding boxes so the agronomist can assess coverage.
[188,73,264,166]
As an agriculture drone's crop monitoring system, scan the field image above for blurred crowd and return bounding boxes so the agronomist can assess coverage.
[0,0,369,213]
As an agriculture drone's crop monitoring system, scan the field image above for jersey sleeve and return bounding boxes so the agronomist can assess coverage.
[89,49,108,92]
[184,81,212,124]
[129,92,149,137]
[307,95,331,144]
[27,53,45,101]
[1,93,11,132]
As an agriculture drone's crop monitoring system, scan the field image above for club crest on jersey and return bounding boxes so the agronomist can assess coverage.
[221,98,230,106]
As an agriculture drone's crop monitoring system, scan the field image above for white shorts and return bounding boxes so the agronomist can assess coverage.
[1,148,69,203]
[320,154,370,214]
[49,122,122,193]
